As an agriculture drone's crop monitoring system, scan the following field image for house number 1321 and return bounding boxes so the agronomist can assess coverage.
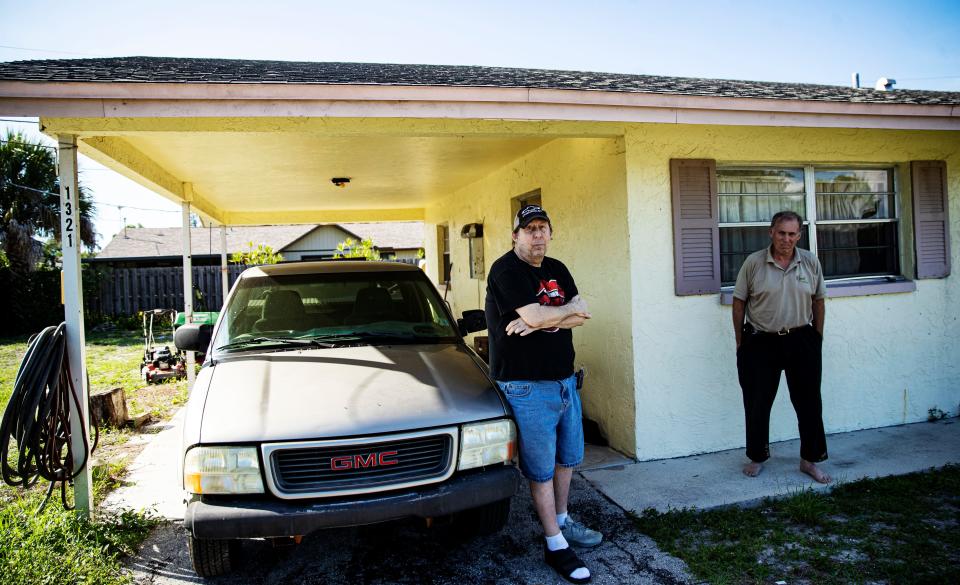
[64,187,74,248]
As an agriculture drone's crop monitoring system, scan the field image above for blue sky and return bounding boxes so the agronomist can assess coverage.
[1,0,958,245]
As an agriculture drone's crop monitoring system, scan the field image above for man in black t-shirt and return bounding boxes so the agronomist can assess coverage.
[485,204,601,584]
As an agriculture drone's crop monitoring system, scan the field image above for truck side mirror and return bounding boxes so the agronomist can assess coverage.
[457,309,487,335]
[174,323,213,353]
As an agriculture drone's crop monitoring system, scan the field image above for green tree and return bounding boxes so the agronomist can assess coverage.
[229,241,284,265]
[333,237,380,261]
[0,130,96,274]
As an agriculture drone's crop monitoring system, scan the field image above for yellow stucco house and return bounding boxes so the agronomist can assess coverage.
[1,57,957,460]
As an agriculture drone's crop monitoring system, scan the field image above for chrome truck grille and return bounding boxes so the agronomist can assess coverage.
[262,427,457,499]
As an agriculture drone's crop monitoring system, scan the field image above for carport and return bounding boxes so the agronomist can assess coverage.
[0,57,636,514]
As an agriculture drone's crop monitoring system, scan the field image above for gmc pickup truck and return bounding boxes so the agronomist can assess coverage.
[175,261,518,577]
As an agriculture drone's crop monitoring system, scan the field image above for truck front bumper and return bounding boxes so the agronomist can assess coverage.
[184,465,519,539]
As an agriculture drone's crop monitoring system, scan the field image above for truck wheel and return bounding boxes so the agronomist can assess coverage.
[188,535,236,577]
[456,497,511,536]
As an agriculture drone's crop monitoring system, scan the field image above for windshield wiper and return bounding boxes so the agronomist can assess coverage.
[345,331,447,343]
[216,337,335,352]
[217,331,449,352]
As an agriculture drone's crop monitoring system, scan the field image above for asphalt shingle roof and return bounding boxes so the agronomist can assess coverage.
[1,56,957,106]
[338,222,424,249]
[95,225,315,259]
[95,223,423,260]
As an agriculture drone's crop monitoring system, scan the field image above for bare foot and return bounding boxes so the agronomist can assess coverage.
[800,459,831,484]
[743,461,763,477]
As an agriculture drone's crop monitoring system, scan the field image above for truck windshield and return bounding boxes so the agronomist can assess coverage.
[212,271,459,352]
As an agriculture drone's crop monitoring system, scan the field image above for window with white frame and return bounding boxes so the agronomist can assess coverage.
[718,166,899,285]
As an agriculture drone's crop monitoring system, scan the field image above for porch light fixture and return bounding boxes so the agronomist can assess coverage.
[331,177,351,187]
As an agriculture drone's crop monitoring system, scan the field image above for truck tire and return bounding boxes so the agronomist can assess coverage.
[188,535,236,578]
[455,497,511,536]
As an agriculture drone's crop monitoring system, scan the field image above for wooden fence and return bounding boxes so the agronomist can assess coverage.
[93,265,245,316]
[91,259,421,317]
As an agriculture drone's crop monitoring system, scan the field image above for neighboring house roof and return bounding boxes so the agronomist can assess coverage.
[94,225,315,259]
[93,222,423,260]
[338,222,424,249]
[1,57,957,106]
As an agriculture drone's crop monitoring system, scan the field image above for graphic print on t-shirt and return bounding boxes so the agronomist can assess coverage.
[536,279,565,332]
[537,279,566,306]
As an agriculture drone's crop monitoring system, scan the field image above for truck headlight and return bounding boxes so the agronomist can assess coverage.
[183,446,264,494]
[458,419,516,471]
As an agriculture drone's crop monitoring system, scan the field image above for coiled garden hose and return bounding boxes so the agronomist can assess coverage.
[0,322,98,512]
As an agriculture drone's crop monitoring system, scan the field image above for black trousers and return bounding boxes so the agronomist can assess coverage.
[736,325,828,463]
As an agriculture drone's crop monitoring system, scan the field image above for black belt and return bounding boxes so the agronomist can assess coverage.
[744,323,812,336]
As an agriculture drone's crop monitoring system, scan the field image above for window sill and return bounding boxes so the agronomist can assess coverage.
[719,277,916,305]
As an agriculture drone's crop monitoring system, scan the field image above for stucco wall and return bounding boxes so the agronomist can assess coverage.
[624,124,960,460]
[424,137,636,455]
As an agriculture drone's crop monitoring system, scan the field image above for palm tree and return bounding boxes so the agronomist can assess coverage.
[0,130,96,274]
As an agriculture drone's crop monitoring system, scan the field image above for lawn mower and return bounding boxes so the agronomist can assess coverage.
[140,309,185,384]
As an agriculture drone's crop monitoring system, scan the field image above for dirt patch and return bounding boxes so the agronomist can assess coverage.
[126,380,187,420]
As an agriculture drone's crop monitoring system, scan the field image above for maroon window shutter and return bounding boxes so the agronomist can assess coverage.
[671,159,720,295]
[911,161,951,279]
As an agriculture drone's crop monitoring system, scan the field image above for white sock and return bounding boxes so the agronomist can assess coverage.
[546,532,590,579]
[545,532,568,551]
[556,512,569,528]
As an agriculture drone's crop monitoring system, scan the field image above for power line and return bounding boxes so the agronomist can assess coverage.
[0,44,101,57]
[897,74,960,81]
[0,179,181,213]
[99,201,181,213]
[0,118,39,124]
[1,138,142,175]
[0,138,58,150]
[0,180,58,197]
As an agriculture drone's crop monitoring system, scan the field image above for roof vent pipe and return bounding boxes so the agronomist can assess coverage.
[875,77,896,91]
[851,72,860,88]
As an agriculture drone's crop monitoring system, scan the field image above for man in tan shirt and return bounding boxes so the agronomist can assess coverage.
[732,210,830,484]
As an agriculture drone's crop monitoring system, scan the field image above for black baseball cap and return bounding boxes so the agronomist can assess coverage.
[513,204,551,231]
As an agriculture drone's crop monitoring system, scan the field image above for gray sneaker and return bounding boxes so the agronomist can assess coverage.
[561,516,603,548]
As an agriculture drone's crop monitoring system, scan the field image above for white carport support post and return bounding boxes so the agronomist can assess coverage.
[220,225,228,305]
[181,202,195,387]
[58,135,93,517]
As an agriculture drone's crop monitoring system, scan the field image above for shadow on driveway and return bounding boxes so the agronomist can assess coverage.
[125,475,692,585]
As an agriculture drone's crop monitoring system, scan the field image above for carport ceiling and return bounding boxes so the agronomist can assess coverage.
[70,131,552,224]
[132,133,551,209]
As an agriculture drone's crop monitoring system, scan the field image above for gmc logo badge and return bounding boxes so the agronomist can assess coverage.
[330,450,399,470]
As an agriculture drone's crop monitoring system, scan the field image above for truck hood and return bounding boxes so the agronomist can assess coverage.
[198,344,504,443]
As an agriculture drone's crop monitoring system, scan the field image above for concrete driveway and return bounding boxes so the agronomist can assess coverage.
[124,474,693,584]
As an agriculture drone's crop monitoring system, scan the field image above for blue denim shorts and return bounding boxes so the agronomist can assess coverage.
[496,373,584,482]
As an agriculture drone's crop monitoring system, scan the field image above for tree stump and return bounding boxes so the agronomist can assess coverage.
[89,387,129,428]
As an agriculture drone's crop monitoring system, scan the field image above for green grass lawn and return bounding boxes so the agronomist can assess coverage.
[1,328,188,507]
[0,477,159,585]
[0,336,29,408]
[1,328,181,584]
[634,464,960,585]
[1,329,188,421]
